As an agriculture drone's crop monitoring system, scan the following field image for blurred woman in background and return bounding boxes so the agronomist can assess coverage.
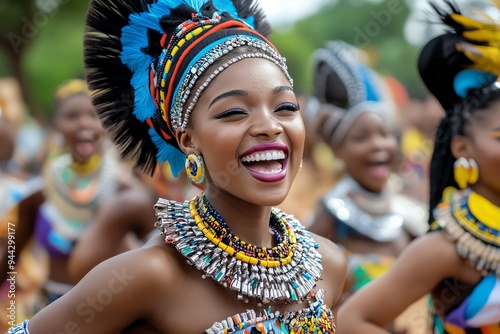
[339,2,500,332]
[0,79,124,308]
[306,40,429,332]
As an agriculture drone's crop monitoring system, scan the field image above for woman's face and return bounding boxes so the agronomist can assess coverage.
[184,58,304,207]
[335,112,397,193]
[466,100,500,197]
[54,93,104,164]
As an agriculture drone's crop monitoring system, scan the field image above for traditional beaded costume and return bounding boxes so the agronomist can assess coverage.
[308,41,428,292]
[7,1,338,333]
[417,1,500,332]
[156,195,334,333]
[430,188,500,333]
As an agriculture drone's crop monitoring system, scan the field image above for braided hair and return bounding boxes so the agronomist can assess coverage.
[428,89,500,224]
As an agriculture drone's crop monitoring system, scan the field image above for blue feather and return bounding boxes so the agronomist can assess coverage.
[212,0,238,18]
[356,64,382,102]
[148,128,186,177]
[453,69,497,98]
[243,16,255,28]
[212,0,256,28]
[121,7,166,121]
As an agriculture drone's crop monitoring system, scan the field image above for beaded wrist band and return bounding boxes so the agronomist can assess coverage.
[8,320,30,334]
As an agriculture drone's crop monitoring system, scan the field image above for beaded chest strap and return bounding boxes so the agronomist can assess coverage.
[154,195,323,305]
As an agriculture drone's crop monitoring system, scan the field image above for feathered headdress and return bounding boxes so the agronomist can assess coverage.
[310,40,394,145]
[419,0,500,224]
[419,0,500,112]
[84,0,290,176]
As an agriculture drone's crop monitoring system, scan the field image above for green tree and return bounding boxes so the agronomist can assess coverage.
[268,0,426,98]
[0,0,88,120]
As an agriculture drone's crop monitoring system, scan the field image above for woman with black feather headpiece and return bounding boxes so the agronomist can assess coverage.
[338,1,500,333]
[7,1,346,333]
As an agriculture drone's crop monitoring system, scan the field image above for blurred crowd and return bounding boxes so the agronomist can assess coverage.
[0,39,443,332]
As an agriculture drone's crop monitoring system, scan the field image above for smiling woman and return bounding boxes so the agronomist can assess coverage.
[6,1,346,333]
[0,79,124,311]
[338,1,500,332]
[184,58,304,208]
[306,41,428,328]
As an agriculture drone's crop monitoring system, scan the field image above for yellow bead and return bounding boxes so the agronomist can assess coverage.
[165,60,172,73]
[241,255,251,263]
[171,46,179,57]
[192,26,204,35]
[226,247,235,256]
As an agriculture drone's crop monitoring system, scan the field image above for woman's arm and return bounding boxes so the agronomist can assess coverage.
[68,186,156,282]
[312,233,347,317]
[0,191,43,283]
[25,244,169,333]
[337,232,461,333]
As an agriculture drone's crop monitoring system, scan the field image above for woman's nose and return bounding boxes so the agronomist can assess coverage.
[249,111,283,138]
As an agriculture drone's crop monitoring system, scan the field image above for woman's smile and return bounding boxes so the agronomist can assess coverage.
[240,143,288,182]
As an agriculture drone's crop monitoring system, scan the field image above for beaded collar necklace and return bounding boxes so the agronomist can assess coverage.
[43,153,118,240]
[433,187,500,276]
[154,194,323,305]
[197,196,286,257]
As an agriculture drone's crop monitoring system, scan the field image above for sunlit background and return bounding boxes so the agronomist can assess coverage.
[0,0,497,121]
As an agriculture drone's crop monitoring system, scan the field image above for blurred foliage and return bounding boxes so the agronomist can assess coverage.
[0,0,88,118]
[268,0,427,98]
[0,0,427,118]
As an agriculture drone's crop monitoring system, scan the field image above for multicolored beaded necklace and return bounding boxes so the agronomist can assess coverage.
[432,187,500,276]
[43,153,118,241]
[205,289,335,334]
[154,193,323,305]
[197,195,289,261]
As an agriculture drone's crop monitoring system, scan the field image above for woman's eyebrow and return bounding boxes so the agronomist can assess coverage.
[273,85,293,94]
[209,90,247,108]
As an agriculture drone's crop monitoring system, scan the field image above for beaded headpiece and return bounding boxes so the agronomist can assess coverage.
[310,40,394,145]
[84,0,291,176]
[54,79,88,106]
[419,1,500,224]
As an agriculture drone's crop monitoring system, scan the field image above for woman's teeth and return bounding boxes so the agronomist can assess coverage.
[241,151,286,163]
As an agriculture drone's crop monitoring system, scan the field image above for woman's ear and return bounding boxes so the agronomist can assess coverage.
[450,134,471,159]
[176,128,196,155]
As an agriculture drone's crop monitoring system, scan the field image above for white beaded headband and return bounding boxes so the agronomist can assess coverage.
[170,35,293,132]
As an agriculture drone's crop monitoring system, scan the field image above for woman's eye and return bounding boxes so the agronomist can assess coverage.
[214,109,246,119]
[275,103,300,113]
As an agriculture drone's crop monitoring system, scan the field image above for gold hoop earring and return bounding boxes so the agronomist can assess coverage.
[454,157,470,189]
[299,159,303,172]
[185,152,205,184]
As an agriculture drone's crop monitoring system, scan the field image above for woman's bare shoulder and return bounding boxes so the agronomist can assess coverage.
[82,234,177,290]
[311,232,345,263]
[310,232,347,307]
